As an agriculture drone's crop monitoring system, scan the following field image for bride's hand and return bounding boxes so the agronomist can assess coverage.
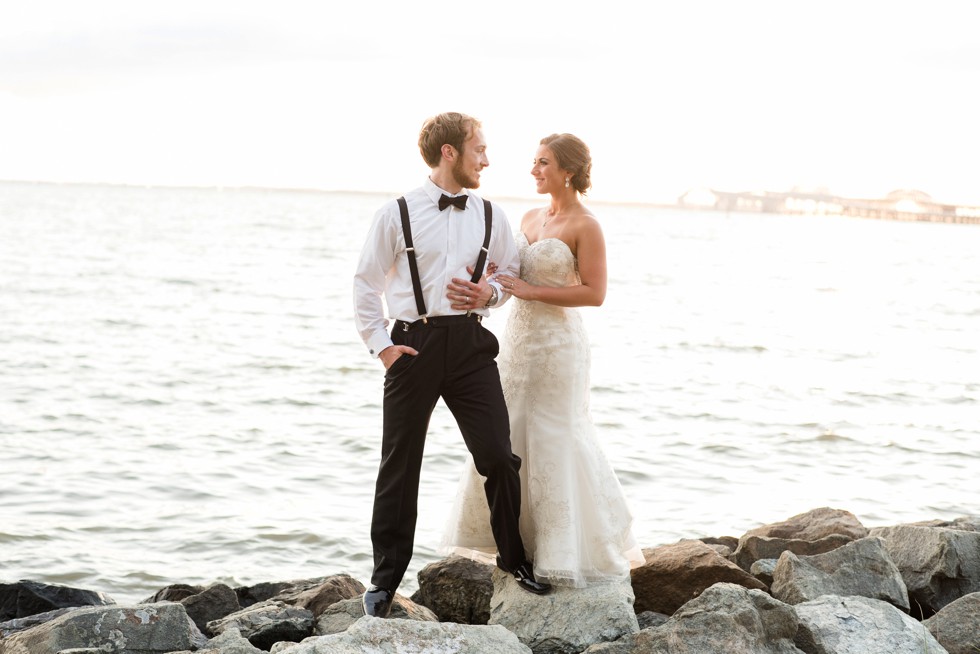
[496,274,529,300]
[466,263,498,281]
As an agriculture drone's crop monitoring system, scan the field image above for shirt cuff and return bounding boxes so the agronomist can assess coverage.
[367,332,394,358]
[489,280,505,306]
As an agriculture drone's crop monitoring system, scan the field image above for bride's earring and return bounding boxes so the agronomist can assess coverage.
[564,178,570,188]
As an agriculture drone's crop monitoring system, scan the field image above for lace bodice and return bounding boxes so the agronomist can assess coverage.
[516,235,580,287]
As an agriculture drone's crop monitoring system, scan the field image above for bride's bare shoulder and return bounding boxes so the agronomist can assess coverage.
[520,207,546,231]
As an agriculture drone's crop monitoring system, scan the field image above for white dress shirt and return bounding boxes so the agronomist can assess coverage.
[353,178,521,357]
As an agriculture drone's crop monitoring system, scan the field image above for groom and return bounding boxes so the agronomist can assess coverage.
[352,111,552,618]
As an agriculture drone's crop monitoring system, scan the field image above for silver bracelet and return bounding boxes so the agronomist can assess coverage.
[484,284,499,308]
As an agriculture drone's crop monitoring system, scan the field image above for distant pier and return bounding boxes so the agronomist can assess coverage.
[678,188,980,225]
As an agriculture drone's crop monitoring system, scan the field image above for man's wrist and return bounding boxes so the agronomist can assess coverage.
[484,284,499,307]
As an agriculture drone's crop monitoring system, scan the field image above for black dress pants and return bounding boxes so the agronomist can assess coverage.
[369,319,525,591]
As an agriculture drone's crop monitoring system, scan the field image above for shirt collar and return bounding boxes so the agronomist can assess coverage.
[424,177,470,207]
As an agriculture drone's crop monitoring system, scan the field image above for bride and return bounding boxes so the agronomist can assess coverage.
[441,133,645,586]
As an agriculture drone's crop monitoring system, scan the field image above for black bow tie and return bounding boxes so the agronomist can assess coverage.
[439,193,468,211]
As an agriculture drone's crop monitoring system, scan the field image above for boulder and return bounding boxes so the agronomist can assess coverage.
[172,626,266,653]
[0,580,114,621]
[733,534,854,572]
[794,594,946,653]
[411,555,493,624]
[751,558,778,586]
[315,594,438,636]
[771,536,909,610]
[631,539,767,615]
[906,516,980,533]
[141,584,202,604]
[742,507,869,541]
[180,582,241,636]
[635,610,668,630]
[207,599,314,651]
[489,569,638,654]
[0,608,75,637]
[234,576,339,609]
[733,507,867,571]
[268,573,364,618]
[269,616,531,653]
[605,582,804,654]
[922,591,980,654]
[0,601,206,654]
[870,523,980,617]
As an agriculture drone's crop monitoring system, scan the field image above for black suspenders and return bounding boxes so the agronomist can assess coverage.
[397,196,492,322]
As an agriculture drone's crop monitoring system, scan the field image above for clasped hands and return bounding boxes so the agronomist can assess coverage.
[449,263,530,304]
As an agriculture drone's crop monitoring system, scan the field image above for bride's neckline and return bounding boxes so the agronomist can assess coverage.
[521,232,567,248]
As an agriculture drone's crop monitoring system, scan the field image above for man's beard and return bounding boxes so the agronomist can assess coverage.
[452,156,480,189]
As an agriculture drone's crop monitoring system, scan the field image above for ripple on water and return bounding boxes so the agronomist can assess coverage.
[3,184,979,605]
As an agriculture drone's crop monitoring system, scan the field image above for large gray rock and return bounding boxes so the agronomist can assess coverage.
[198,627,265,653]
[268,573,365,618]
[235,576,349,609]
[631,538,767,615]
[180,582,241,637]
[167,626,266,653]
[270,616,532,653]
[635,610,668,630]
[581,637,633,654]
[412,555,494,624]
[489,569,638,654]
[907,516,980,533]
[141,584,202,604]
[733,507,867,572]
[742,507,869,541]
[771,536,909,610]
[207,599,314,651]
[751,558,779,586]
[733,533,854,572]
[923,591,980,654]
[0,580,115,621]
[794,594,946,654]
[315,594,438,636]
[870,523,980,616]
[0,608,75,637]
[0,601,206,654]
[605,582,804,654]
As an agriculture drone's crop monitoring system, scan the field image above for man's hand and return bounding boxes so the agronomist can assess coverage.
[447,266,492,311]
[379,345,418,369]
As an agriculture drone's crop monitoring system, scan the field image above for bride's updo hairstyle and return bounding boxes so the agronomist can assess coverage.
[540,133,592,195]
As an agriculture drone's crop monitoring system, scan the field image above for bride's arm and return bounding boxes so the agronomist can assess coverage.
[570,218,607,307]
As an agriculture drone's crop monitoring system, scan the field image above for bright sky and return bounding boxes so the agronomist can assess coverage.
[2,1,979,205]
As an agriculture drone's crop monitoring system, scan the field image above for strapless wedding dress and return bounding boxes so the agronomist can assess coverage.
[440,233,645,586]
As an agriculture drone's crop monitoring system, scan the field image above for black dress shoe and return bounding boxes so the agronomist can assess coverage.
[496,556,552,595]
[362,586,394,618]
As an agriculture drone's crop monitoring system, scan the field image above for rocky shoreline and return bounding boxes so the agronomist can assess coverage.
[1,507,978,653]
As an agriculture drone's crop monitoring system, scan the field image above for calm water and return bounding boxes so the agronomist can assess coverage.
[1,182,978,604]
